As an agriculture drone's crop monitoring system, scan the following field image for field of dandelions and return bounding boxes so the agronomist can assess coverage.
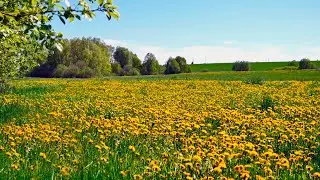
[0,79,320,179]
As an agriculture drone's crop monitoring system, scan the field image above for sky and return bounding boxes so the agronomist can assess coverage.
[52,0,320,64]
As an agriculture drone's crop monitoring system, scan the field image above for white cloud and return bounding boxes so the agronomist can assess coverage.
[104,39,320,65]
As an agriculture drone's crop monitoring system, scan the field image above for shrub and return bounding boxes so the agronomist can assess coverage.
[273,66,298,71]
[299,58,315,69]
[287,60,298,67]
[122,65,140,76]
[165,58,180,74]
[111,63,123,76]
[244,77,265,85]
[54,64,68,78]
[232,61,250,71]
[260,96,275,111]
[78,67,95,78]
[63,65,80,78]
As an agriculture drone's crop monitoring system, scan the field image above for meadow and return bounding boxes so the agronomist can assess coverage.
[1,76,320,179]
[190,61,320,72]
[105,70,320,81]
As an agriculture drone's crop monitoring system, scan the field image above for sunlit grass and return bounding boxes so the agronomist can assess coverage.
[0,79,320,179]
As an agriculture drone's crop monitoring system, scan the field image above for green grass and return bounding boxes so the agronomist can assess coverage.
[104,70,320,81]
[190,61,320,72]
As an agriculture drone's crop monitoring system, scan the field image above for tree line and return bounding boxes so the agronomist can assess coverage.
[30,38,191,78]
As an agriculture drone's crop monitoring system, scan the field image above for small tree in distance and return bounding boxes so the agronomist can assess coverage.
[141,53,160,75]
[288,60,298,67]
[165,56,191,74]
[165,58,181,74]
[299,58,315,69]
[232,61,250,71]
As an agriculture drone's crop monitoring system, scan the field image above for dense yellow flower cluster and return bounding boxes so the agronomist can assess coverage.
[0,79,320,179]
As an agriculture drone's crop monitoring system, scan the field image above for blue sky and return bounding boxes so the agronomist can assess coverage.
[53,0,320,64]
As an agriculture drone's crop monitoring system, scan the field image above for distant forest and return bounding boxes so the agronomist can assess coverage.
[30,38,191,78]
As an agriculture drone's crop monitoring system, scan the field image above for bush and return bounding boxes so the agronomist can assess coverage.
[299,58,315,69]
[63,65,80,78]
[54,64,68,78]
[78,67,95,78]
[232,61,250,71]
[244,77,265,85]
[122,65,140,76]
[111,63,123,76]
[287,60,298,67]
[165,58,180,74]
[273,66,298,71]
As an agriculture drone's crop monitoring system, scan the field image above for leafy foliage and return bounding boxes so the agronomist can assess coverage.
[165,58,181,74]
[165,56,191,74]
[0,0,119,81]
[113,47,132,68]
[111,62,123,76]
[273,66,299,71]
[30,38,112,78]
[112,47,142,76]
[232,61,250,71]
[299,58,315,70]
[141,53,160,75]
[287,60,298,67]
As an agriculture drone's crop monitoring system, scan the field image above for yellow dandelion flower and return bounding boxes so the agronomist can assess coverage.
[213,167,222,174]
[129,145,136,152]
[133,174,143,180]
[39,152,47,159]
[192,155,202,162]
[60,167,70,176]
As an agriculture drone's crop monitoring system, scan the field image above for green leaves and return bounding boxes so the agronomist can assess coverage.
[59,16,66,24]
[31,0,37,7]
[108,10,120,20]
[98,0,104,6]
[0,0,120,81]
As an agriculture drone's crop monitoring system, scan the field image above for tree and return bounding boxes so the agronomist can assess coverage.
[299,58,315,69]
[132,54,142,71]
[113,47,132,68]
[165,56,191,74]
[111,63,123,76]
[288,60,298,67]
[0,0,119,82]
[141,53,160,75]
[232,61,250,71]
[30,38,112,78]
[165,58,180,74]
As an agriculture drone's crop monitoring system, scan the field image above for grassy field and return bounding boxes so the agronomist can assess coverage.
[190,61,320,72]
[102,70,320,81]
[1,77,320,179]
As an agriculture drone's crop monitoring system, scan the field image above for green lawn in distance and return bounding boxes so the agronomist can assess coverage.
[190,61,320,72]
